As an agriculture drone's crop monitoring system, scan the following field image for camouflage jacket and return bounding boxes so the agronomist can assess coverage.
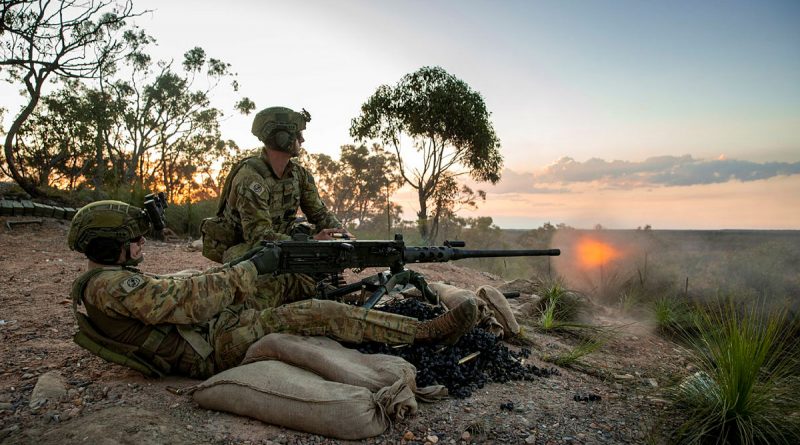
[81,262,258,325]
[222,154,341,243]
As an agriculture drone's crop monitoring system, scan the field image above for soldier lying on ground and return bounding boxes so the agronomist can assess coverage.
[68,200,478,379]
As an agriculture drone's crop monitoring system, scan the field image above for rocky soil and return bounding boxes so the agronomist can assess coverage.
[0,219,689,444]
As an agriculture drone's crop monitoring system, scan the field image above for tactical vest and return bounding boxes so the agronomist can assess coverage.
[200,156,300,263]
[70,268,213,377]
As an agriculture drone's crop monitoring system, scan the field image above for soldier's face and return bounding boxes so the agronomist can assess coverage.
[289,132,304,156]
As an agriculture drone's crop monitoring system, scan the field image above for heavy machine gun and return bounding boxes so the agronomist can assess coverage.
[259,234,560,309]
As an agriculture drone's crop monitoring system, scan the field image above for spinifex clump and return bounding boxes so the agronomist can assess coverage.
[669,300,800,445]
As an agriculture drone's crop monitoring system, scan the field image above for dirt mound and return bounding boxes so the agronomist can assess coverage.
[0,219,686,444]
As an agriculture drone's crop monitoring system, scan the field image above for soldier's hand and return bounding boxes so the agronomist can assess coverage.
[228,245,265,266]
[249,247,281,275]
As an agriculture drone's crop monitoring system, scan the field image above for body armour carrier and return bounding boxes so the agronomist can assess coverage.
[200,156,300,263]
[71,268,192,377]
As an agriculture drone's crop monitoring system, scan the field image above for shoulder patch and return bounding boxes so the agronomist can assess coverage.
[249,181,265,196]
[120,275,145,293]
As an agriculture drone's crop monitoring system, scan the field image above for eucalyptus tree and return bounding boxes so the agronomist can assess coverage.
[305,144,402,229]
[350,66,502,244]
[106,45,253,201]
[0,0,141,196]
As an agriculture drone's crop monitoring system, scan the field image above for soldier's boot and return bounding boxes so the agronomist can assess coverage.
[415,298,479,345]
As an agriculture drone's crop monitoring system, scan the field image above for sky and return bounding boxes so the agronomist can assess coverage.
[3,0,799,229]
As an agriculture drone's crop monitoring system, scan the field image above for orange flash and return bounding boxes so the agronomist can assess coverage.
[577,238,619,268]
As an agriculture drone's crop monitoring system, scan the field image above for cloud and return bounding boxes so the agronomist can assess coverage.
[535,155,800,188]
[466,168,569,194]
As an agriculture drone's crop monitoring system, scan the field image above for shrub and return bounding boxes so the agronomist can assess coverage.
[669,300,800,444]
[534,278,585,328]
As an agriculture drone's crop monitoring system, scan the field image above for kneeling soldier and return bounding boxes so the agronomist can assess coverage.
[68,200,478,378]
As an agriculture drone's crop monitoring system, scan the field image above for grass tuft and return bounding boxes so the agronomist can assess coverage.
[541,337,606,367]
[535,278,586,331]
[668,299,800,444]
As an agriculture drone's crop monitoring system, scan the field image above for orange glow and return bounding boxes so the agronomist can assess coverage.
[576,238,620,268]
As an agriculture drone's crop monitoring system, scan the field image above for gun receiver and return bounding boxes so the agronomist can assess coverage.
[261,234,560,308]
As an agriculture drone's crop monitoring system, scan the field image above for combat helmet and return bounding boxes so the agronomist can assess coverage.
[68,200,151,265]
[251,106,311,154]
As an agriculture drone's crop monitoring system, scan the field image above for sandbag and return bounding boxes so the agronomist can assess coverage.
[477,285,521,337]
[429,282,505,337]
[242,334,447,400]
[192,361,412,440]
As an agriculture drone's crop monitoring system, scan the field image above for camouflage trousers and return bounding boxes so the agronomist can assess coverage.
[183,300,419,378]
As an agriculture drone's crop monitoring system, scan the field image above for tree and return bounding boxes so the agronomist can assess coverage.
[304,144,403,230]
[0,0,141,197]
[107,46,249,201]
[350,66,502,244]
[429,174,485,243]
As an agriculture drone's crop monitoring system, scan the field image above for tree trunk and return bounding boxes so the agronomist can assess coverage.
[3,94,42,197]
[416,188,430,244]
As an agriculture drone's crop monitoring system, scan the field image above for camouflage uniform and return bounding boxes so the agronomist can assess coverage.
[222,153,342,309]
[76,262,417,378]
[222,153,341,252]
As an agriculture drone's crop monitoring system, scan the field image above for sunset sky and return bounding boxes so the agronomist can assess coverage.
[3,0,798,229]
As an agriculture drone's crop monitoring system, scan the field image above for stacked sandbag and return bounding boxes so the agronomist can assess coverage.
[192,361,404,439]
[192,333,446,439]
[242,334,447,401]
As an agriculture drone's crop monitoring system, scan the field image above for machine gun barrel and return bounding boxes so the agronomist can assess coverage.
[403,247,560,263]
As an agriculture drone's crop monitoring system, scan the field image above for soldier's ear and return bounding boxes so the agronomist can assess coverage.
[272,130,291,150]
[86,238,123,265]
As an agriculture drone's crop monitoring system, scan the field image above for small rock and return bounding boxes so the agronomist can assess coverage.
[22,373,34,379]
[646,378,659,387]
[403,431,416,441]
[29,371,67,409]
[463,406,472,413]
[426,435,439,444]
[461,431,471,441]
[186,425,193,431]
[525,433,537,444]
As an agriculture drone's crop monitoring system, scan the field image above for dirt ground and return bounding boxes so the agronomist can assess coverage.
[0,219,688,444]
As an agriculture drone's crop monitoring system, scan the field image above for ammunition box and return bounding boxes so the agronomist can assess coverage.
[11,200,23,216]
[21,200,35,217]
[35,204,55,218]
[0,199,13,217]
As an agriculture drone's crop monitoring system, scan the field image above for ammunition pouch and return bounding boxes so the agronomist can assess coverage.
[70,268,208,378]
[200,216,243,263]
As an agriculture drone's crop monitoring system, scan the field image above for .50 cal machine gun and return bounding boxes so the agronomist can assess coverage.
[259,234,560,308]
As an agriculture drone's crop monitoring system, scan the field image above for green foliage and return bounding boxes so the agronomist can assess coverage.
[303,144,402,230]
[1,0,140,197]
[541,337,606,367]
[534,278,585,329]
[653,296,697,337]
[669,301,800,444]
[350,66,502,244]
[164,200,217,238]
